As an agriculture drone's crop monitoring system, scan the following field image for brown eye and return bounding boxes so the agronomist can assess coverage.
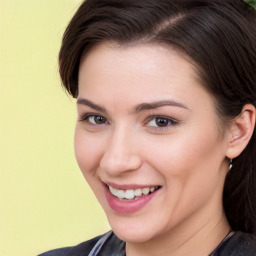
[155,118,170,127]
[88,115,107,124]
[147,117,178,128]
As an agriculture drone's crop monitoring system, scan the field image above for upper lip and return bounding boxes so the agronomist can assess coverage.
[103,181,161,190]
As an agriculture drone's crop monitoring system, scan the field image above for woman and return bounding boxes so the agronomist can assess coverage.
[39,0,256,255]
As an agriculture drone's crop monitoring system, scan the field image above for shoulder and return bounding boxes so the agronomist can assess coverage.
[37,232,108,256]
[221,231,256,256]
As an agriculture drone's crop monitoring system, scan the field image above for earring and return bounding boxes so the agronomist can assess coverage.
[229,159,233,171]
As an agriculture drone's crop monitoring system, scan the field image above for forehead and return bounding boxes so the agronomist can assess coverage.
[78,42,202,96]
[79,43,214,110]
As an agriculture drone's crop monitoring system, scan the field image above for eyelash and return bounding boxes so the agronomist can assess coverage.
[79,113,109,125]
[145,115,179,130]
[79,113,179,130]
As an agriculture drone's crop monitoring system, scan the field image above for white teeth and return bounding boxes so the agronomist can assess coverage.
[150,187,155,193]
[142,188,150,195]
[125,190,135,200]
[108,185,159,200]
[134,189,142,197]
[116,189,125,199]
[109,186,117,195]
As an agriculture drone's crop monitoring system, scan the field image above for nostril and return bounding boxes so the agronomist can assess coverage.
[100,152,142,175]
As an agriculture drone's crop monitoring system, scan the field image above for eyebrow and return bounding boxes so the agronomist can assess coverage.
[77,98,190,114]
[131,100,190,114]
[77,98,107,113]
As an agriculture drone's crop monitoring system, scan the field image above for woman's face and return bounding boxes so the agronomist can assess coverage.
[75,43,229,243]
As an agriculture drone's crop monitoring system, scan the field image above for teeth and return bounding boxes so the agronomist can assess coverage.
[150,187,155,192]
[134,189,142,197]
[108,185,159,200]
[142,188,150,195]
[109,186,117,195]
[116,189,125,199]
[125,190,135,200]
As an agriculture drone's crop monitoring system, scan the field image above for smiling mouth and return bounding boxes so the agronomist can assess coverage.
[108,185,162,201]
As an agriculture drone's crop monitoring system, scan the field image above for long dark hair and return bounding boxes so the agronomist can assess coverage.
[59,0,256,234]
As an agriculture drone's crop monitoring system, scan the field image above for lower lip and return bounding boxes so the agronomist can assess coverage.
[104,185,160,214]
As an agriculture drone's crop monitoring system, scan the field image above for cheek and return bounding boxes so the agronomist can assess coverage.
[145,128,226,224]
[145,125,226,195]
[74,126,103,178]
[154,123,223,172]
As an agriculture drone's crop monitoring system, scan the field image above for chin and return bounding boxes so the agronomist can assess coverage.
[114,228,155,243]
[108,217,158,243]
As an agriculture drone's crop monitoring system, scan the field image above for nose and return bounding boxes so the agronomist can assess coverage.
[100,127,142,176]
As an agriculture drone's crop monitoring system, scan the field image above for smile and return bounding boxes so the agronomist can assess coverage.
[108,185,161,201]
[104,183,162,214]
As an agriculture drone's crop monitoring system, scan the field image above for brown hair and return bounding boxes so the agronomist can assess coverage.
[59,0,256,233]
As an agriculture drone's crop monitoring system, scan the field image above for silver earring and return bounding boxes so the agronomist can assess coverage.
[229,159,233,171]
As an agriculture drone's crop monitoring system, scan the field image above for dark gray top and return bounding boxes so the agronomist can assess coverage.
[38,231,256,256]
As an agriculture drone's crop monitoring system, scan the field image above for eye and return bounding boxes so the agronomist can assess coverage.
[88,115,107,124]
[147,116,178,128]
[79,114,108,125]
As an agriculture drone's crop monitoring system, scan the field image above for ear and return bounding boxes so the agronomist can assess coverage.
[226,104,256,159]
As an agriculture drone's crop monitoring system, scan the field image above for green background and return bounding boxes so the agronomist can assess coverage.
[0,1,108,255]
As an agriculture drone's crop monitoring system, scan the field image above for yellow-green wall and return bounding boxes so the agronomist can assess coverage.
[0,1,108,255]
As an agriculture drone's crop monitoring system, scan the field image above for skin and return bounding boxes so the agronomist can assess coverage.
[75,43,232,256]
